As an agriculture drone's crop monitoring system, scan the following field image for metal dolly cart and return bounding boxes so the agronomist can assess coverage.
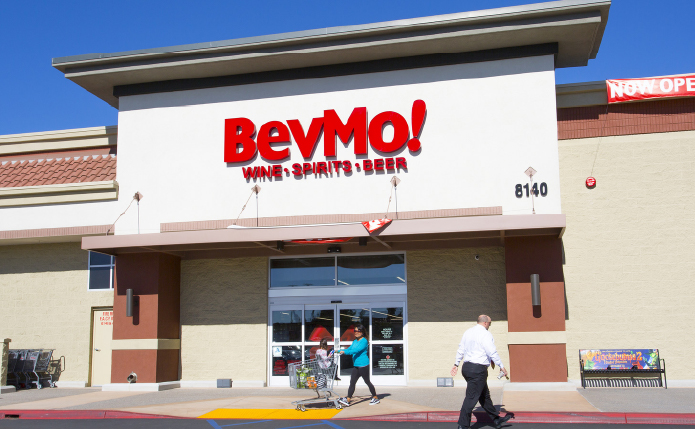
[289,356,342,411]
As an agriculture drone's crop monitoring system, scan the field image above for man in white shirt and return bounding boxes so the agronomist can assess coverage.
[450,315,513,429]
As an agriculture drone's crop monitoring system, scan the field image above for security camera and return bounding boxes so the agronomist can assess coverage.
[474,255,480,261]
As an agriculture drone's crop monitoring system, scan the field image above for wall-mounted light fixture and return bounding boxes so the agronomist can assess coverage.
[359,237,368,246]
[126,288,134,317]
[276,241,284,251]
[327,246,341,253]
[530,274,541,306]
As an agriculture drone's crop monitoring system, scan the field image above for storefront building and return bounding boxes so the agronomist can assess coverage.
[2,0,694,389]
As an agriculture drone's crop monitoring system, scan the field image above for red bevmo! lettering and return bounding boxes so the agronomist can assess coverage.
[224,101,426,163]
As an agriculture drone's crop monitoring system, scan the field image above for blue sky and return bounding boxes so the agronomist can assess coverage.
[1,0,693,135]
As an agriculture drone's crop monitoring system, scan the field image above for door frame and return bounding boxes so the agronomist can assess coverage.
[87,306,113,387]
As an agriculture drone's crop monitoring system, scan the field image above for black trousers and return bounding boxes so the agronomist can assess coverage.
[346,365,377,398]
[458,362,499,428]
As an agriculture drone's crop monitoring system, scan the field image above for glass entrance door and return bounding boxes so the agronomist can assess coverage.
[269,302,406,386]
[304,306,335,361]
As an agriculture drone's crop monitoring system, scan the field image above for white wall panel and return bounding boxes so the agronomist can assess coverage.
[4,56,559,235]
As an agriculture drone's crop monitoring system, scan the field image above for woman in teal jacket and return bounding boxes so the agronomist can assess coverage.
[337,324,379,406]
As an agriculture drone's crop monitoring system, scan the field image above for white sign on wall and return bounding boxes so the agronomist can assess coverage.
[110,55,561,234]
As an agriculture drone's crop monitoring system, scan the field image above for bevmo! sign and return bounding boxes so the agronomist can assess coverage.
[607,74,695,103]
[224,100,426,179]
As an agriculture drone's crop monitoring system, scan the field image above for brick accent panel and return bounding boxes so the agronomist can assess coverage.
[506,282,565,332]
[505,236,564,284]
[558,98,695,140]
[505,237,566,382]
[113,253,181,341]
[111,350,163,384]
[509,344,567,382]
[111,253,181,383]
[505,236,565,333]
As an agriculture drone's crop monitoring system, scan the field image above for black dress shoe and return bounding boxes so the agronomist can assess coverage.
[494,413,514,429]
[457,425,469,429]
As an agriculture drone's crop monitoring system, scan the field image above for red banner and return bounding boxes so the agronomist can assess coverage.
[606,74,695,103]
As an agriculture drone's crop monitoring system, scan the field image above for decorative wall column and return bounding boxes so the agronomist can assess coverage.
[1,338,10,386]
[111,253,181,384]
[505,236,567,382]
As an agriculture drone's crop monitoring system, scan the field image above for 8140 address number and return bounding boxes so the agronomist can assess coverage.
[515,183,548,198]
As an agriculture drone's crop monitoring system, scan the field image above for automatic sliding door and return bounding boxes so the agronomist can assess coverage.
[270,301,406,386]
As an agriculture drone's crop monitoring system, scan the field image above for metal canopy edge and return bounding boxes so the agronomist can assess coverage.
[82,214,566,257]
[52,0,610,109]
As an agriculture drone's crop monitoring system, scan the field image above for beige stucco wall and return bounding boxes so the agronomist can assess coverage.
[559,130,695,381]
[180,257,268,382]
[0,243,113,383]
[407,247,508,382]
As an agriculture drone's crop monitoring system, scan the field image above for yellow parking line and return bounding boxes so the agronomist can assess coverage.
[198,408,342,420]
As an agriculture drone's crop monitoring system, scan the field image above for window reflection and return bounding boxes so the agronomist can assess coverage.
[89,266,112,290]
[337,254,405,285]
[272,346,301,376]
[339,308,370,342]
[270,258,335,287]
[305,309,334,342]
[272,310,302,342]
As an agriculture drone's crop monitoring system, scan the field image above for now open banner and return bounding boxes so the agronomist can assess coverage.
[607,74,695,103]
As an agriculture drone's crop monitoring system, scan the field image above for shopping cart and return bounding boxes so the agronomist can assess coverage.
[289,356,342,411]
[6,350,20,388]
[9,349,30,389]
[29,349,55,389]
[22,350,41,388]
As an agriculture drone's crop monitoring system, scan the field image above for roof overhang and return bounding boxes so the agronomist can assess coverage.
[53,0,610,108]
[82,214,566,259]
[556,80,607,107]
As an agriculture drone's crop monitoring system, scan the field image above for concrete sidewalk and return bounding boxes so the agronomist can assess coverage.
[1,385,694,421]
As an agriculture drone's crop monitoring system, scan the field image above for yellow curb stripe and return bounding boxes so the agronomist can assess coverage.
[198,408,342,420]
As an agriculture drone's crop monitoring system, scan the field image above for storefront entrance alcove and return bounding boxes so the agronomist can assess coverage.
[268,252,407,387]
